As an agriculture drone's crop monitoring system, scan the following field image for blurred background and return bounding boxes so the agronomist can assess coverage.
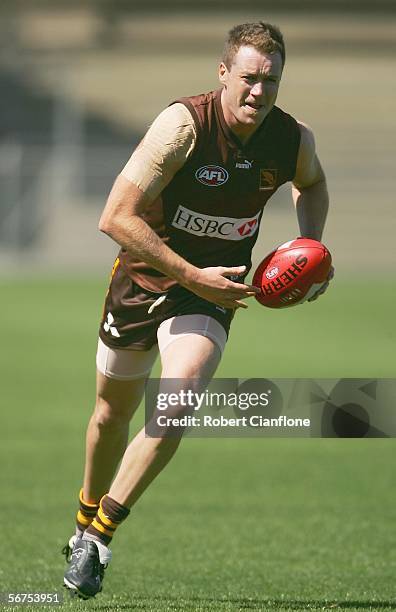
[1,4,396,608]
[1,0,395,275]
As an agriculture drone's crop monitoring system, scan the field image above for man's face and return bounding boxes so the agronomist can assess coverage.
[219,45,283,139]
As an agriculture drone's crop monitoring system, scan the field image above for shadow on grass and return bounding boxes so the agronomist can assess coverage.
[89,595,396,611]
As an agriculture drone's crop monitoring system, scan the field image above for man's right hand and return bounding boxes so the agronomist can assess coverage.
[186,265,260,310]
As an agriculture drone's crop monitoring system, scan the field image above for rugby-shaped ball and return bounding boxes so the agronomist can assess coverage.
[253,238,332,308]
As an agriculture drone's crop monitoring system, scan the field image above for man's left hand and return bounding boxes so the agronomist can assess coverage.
[307,265,334,302]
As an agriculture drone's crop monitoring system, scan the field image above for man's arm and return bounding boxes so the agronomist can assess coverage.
[99,171,258,310]
[292,121,333,299]
[292,121,329,241]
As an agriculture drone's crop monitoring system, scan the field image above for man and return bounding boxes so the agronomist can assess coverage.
[63,22,331,599]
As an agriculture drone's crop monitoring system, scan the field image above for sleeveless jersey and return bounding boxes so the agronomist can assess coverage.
[119,88,301,292]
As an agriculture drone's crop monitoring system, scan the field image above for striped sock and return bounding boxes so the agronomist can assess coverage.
[76,488,100,534]
[84,495,130,546]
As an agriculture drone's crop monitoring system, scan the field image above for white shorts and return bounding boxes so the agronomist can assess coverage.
[96,314,227,381]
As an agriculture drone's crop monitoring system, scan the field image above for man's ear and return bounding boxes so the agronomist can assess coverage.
[218,62,228,86]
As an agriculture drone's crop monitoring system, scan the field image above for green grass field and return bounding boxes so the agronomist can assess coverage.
[1,278,395,611]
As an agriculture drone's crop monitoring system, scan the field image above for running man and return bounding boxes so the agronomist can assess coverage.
[63,21,331,599]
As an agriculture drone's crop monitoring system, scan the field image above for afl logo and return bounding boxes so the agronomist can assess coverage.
[195,165,229,187]
[265,266,279,280]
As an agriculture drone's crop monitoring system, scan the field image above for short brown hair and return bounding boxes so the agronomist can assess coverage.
[222,22,285,69]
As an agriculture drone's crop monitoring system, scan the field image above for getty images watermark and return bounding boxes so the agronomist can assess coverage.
[144,378,396,438]
[154,387,309,430]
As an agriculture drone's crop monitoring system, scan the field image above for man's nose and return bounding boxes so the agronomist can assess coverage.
[250,81,263,96]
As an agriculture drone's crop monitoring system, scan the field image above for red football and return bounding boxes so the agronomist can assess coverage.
[253,238,332,308]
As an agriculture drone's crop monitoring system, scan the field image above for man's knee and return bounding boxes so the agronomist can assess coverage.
[93,370,147,430]
[147,380,201,439]
[92,396,131,430]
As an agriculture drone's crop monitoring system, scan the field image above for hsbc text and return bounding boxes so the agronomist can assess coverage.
[172,204,260,241]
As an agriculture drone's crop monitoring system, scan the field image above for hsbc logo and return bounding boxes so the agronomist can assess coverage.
[238,219,257,236]
[172,205,261,241]
[195,165,229,187]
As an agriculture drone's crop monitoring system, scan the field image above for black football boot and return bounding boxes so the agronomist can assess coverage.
[63,538,108,599]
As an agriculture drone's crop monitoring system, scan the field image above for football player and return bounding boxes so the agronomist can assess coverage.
[63,21,332,598]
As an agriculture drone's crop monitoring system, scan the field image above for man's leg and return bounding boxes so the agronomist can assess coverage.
[82,371,147,505]
[64,320,224,599]
[107,333,221,508]
[64,342,157,542]
[63,345,158,598]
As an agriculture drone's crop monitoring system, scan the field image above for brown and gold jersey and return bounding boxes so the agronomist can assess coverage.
[119,89,301,292]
